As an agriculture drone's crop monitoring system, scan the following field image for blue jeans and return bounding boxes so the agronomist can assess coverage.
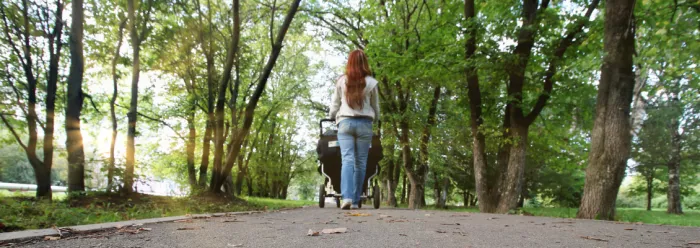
[337,118,373,204]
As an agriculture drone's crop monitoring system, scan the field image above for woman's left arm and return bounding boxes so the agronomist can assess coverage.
[328,81,342,120]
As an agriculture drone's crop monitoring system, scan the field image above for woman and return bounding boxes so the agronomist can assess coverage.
[329,49,380,210]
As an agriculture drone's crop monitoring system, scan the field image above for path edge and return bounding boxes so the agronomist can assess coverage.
[0,210,264,244]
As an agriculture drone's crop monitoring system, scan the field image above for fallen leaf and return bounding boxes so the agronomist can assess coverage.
[624,228,635,231]
[44,236,60,241]
[345,212,371,217]
[139,228,152,231]
[380,215,391,218]
[387,219,407,223]
[440,223,460,226]
[227,244,243,247]
[552,221,575,224]
[436,230,447,233]
[687,240,700,245]
[487,217,498,220]
[177,227,201,231]
[321,228,347,234]
[222,219,245,223]
[424,214,431,217]
[307,229,320,236]
[175,219,193,223]
[580,236,609,242]
[399,234,408,236]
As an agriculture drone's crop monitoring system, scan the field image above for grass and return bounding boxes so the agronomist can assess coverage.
[395,203,700,227]
[0,190,314,232]
[522,207,700,227]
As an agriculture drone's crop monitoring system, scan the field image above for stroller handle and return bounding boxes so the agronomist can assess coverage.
[319,118,382,137]
[319,119,336,136]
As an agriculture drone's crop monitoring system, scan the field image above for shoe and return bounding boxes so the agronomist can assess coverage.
[351,204,359,209]
[341,199,352,210]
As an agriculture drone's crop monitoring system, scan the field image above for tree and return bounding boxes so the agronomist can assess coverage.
[209,0,303,193]
[465,0,600,213]
[123,0,153,193]
[577,0,636,220]
[66,0,87,192]
[0,0,65,199]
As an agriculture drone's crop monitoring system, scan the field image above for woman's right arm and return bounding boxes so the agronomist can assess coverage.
[370,85,380,123]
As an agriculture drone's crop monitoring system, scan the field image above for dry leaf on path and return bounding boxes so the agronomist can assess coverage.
[222,219,245,223]
[441,223,460,226]
[321,228,347,234]
[139,228,152,231]
[346,212,371,217]
[177,227,201,231]
[399,234,408,236]
[687,241,700,245]
[387,219,407,223]
[580,236,609,242]
[175,219,193,223]
[44,236,60,241]
[227,244,243,247]
[307,229,320,236]
[436,230,447,233]
[380,215,391,218]
[424,214,431,217]
[624,228,635,231]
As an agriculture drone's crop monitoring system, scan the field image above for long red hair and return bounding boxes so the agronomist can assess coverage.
[345,50,372,109]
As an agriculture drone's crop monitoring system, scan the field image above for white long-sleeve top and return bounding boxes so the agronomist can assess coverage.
[328,75,380,124]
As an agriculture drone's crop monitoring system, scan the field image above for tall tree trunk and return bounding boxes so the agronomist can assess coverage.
[108,19,127,193]
[40,0,64,199]
[66,0,86,193]
[401,171,407,204]
[646,173,653,211]
[212,0,302,192]
[186,104,197,189]
[497,126,529,213]
[123,0,141,194]
[667,94,683,214]
[440,177,449,209]
[199,121,213,187]
[210,0,241,194]
[577,0,636,220]
[388,154,400,207]
[464,0,497,213]
[199,37,216,189]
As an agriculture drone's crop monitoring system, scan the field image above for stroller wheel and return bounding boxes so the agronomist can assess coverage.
[319,184,325,208]
[373,185,380,209]
[335,197,341,208]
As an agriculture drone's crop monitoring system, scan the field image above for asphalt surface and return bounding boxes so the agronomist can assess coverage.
[12,206,700,248]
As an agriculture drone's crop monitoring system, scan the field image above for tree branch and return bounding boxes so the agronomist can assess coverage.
[116,104,187,141]
[0,113,28,151]
[522,0,600,125]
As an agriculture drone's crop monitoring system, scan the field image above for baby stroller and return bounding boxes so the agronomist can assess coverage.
[316,118,383,209]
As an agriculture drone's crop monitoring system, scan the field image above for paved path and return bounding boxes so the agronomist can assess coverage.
[12,207,700,248]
